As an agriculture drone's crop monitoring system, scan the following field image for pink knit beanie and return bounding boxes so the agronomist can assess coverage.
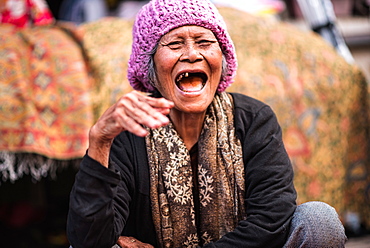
[128,0,237,93]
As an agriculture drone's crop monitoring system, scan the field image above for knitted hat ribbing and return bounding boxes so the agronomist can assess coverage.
[128,0,237,93]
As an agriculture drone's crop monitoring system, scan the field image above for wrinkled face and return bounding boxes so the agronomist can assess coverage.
[154,25,223,114]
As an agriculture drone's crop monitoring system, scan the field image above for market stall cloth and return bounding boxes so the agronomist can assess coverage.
[0,23,92,182]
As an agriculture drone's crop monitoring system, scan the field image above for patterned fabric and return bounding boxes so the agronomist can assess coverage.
[145,92,245,248]
[283,201,347,247]
[0,0,54,27]
[0,23,92,181]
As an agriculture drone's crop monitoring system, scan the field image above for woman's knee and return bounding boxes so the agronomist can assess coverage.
[285,201,347,247]
[295,201,340,221]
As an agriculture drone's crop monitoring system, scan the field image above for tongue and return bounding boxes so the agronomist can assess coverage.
[178,76,204,92]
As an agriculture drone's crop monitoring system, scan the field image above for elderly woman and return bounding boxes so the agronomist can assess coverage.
[67,0,347,247]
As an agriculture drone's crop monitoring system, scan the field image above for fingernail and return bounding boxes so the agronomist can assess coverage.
[161,116,169,124]
[139,129,148,136]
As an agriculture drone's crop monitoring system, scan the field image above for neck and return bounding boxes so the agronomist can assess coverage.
[169,109,206,150]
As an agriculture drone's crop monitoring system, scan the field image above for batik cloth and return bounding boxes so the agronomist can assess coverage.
[0,23,92,182]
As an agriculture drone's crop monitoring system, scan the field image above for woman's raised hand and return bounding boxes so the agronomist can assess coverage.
[88,91,174,167]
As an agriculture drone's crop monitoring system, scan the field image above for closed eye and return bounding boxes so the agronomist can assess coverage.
[164,41,183,50]
[197,40,217,47]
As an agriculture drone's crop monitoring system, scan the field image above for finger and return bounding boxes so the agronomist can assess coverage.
[132,90,173,105]
[115,102,163,131]
[130,92,174,119]
[117,236,136,248]
[117,236,153,248]
[113,111,149,137]
[133,92,174,115]
[130,102,169,127]
[144,95,174,109]
[119,94,170,128]
[154,107,172,117]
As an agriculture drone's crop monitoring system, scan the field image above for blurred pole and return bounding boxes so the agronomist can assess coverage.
[296,0,355,64]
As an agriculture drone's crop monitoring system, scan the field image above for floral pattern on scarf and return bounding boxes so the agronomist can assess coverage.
[146,92,245,248]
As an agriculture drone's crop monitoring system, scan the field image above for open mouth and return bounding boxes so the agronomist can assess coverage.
[175,72,208,92]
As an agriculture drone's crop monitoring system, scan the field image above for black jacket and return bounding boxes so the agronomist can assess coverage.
[67,92,297,248]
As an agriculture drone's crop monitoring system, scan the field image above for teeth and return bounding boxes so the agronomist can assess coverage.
[176,72,189,82]
[177,74,183,82]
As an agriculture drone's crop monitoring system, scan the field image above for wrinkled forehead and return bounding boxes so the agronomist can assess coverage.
[159,25,217,42]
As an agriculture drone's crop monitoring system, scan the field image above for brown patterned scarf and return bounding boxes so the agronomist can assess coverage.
[146,92,245,248]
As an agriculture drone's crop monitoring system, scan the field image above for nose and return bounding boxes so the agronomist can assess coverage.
[179,44,203,63]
